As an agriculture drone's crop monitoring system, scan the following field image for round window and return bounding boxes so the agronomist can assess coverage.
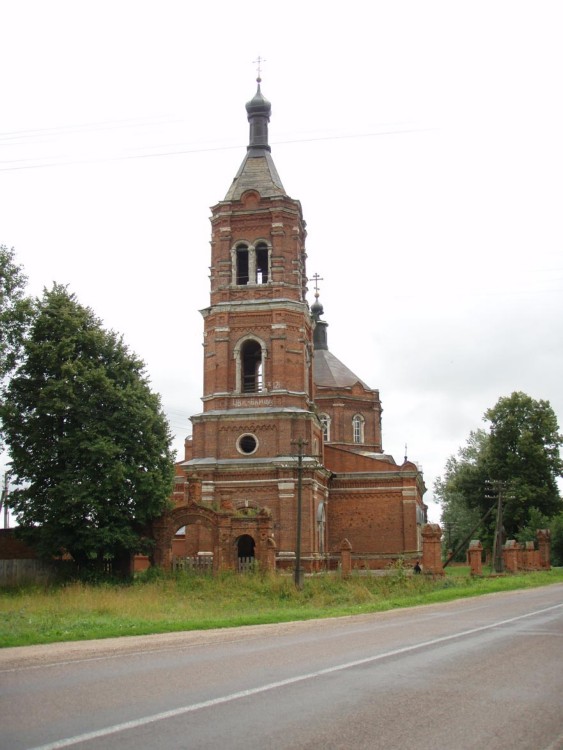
[237,434,258,455]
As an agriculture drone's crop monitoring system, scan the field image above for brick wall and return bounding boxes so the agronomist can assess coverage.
[0,529,38,560]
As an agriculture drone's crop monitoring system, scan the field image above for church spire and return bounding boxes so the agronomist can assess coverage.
[311,276,329,351]
[246,76,272,153]
[224,77,285,201]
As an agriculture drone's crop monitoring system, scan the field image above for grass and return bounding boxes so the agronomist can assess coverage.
[1,566,562,649]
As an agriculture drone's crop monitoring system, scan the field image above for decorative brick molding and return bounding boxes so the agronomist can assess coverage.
[152,501,274,572]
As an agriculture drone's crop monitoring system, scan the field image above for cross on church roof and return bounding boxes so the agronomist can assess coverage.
[252,56,266,82]
[311,272,324,299]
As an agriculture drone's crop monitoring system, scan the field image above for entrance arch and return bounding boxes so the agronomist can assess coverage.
[236,534,256,573]
[152,503,221,570]
[237,534,255,560]
[152,502,274,573]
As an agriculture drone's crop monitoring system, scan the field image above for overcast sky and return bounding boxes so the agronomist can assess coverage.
[2,1,562,522]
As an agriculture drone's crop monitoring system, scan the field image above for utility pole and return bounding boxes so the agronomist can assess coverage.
[289,438,324,588]
[485,480,512,573]
[291,437,307,589]
[0,472,9,529]
[443,503,496,568]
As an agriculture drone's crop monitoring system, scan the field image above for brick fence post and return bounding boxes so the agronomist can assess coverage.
[421,524,444,576]
[516,543,524,570]
[340,538,352,578]
[468,540,483,576]
[537,529,551,570]
[523,541,536,570]
[503,540,518,572]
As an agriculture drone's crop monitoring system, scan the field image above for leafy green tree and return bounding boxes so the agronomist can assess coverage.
[1,285,174,574]
[438,485,482,561]
[515,507,550,545]
[485,392,563,534]
[437,393,563,549]
[435,430,489,555]
[0,245,34,387]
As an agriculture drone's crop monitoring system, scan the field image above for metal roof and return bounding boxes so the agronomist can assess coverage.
[313,348,370,390]
[224,151,286,201]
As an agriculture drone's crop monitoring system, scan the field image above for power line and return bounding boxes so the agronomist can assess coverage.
[0,113,190,142]
[0,125,435,173]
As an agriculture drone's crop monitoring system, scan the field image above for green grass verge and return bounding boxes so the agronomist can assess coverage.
[1,567,562,649]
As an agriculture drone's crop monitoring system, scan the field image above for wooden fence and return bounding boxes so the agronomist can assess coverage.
[0,559,56,586]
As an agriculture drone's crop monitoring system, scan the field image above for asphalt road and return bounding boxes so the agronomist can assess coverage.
[1,584,563,750]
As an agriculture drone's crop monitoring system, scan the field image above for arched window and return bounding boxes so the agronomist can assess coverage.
[232,241,271,286]
[352,414,365,444]
[320,414,331,442]
[235,244,249,285]
[234,336,267,394]
[255,242,269,284]
[241,339,263,393]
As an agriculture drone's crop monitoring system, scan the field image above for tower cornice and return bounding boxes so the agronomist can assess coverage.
[200,298,311,317]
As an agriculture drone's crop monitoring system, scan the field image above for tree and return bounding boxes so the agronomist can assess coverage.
[0,245,34,386]
[437,480,482,561]
[436,393,563,549]
[485,392,563,534]
[515,507,550,545]
[1,285,174,573]
[434,430,490,555]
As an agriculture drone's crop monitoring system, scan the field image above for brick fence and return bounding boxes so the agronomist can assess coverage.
[467,530,551,575]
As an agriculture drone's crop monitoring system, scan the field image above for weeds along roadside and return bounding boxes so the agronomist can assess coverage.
[1,567,562,649]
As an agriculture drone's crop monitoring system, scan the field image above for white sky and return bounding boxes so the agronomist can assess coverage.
[2,0,562,523]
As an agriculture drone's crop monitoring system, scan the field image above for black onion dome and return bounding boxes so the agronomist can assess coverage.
[246,80,271,117]
[224,78,285,200]
[311,298,324,320]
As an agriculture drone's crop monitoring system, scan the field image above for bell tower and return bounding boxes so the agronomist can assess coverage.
[159,76,427,575]
[184,78,328,563]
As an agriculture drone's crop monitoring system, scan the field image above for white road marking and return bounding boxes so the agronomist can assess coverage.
[27,602,563,750]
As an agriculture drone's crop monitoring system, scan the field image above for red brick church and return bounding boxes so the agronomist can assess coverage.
[151,78,427,572]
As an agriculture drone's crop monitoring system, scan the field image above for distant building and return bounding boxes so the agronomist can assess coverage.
[151,80,426,572]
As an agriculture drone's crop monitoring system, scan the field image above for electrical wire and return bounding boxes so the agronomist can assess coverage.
[0,123,435,173]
